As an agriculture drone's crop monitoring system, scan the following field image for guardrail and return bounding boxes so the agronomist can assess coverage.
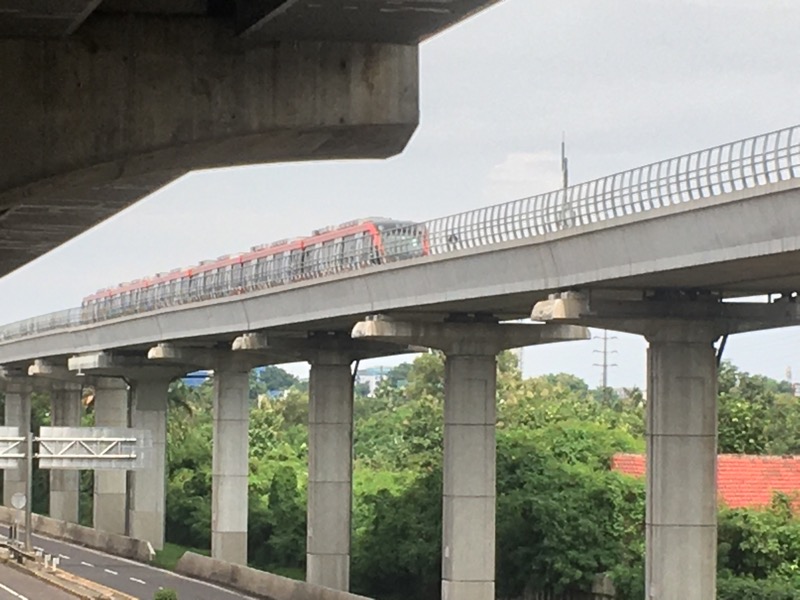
[0,124,798,342]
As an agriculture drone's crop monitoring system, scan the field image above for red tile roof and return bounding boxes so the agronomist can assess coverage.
[612,453,800,509]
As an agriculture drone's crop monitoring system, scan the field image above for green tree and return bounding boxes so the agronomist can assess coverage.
[249,367,299,400]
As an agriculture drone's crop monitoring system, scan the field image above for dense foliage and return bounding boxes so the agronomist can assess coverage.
[2,357,800,599]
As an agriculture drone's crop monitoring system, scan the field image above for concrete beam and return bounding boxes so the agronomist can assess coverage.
[68,351,185,380]
[232,331,424,362]
[351,316,589,354]
[148,342,269,371]
[0,15,418,277]
[532,292,800,336]
[28,358,84,384]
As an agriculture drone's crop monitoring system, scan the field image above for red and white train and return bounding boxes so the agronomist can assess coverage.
[82,218,429,321]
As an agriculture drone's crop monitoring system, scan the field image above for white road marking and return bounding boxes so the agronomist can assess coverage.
[129,577,147,585]
[104,569,118,575]
[80,561,94,568]
[30,533,258,599]
[0,582,28,600]
[58,553,70,560]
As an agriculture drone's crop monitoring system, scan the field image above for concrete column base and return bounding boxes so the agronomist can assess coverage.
[212,531,248,565]
[443,581,495,600]
[307,554,350,591]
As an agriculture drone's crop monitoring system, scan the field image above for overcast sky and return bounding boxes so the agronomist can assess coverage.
[1,0,799,388]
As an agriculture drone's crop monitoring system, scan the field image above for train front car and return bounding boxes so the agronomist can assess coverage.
[373,219,430,262]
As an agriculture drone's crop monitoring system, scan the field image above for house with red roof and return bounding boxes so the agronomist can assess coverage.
[612,453,800,509]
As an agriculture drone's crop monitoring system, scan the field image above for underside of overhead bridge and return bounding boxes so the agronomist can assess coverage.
[0,0,502,279]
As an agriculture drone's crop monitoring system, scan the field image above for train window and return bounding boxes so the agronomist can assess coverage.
[382,225,424,260]
[189,273,201,298]
[289,249,302,279]
[333,238,344,265]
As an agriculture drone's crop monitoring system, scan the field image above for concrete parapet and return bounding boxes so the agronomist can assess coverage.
[176,552,374,600]
[0,505,154,563]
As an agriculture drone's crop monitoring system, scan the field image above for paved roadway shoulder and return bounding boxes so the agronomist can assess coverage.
[0,562,77,600]
[3,527,257,600]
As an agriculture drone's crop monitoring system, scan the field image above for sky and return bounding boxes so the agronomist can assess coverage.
[1,0,799,388]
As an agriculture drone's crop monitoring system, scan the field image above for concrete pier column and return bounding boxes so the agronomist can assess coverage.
[93,377,129,534]
[212,369,250,565]
[351,317,587,600]
[129,377,170,549]
[307,355,354,591]
[646,325,718,600]
[442,351,496,600]
[2,380,31,507]
[49,382,83,523]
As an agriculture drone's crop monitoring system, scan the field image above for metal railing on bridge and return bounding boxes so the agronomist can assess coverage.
[0,124,798,342]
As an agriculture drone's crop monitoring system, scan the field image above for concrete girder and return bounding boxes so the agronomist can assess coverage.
[232,331,425,363]
[234,0,504,44]
[28,358,86,385]
[0,365,52,392]
[531,292,800,338]
[147,342,266,372]
[67,351,186,381]
[351,316,589,355]
[0,15,418,277]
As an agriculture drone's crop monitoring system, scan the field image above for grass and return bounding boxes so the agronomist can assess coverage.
[152,542,305,582]
[153,542,209,570]
[271,566,304,580]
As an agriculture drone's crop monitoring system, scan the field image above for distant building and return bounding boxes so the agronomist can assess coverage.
[356,366,394,395]
[613,453,800,509]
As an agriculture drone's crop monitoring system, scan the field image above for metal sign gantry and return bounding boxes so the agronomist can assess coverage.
[37,427,152,471]
[0,426,152,550]
[0,426,24,470]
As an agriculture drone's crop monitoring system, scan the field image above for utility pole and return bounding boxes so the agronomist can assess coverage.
[561,132,569,189]
[24,431,33,551]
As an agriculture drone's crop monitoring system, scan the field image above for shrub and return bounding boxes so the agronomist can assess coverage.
[154,589,178,600]
[717,575,800,600]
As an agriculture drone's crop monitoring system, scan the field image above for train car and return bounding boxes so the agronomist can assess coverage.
[80,217,429,322]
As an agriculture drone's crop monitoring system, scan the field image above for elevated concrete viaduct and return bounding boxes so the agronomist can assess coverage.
[0,126,799,599]
[0,0,501,277]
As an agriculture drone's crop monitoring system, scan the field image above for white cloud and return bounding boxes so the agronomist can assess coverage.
[485,151,563,203]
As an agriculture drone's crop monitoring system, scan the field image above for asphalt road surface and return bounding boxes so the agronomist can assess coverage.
[0,562,78,600]
[1,527,257,600]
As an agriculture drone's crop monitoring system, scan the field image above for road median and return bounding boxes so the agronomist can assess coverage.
[177,552,375,600]
[1,545,136,600]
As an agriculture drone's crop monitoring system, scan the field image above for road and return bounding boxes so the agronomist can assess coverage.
[1,527,257,600]
[0,562,77,600]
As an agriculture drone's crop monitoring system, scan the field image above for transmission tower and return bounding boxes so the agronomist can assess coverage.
[593,329,618,399]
